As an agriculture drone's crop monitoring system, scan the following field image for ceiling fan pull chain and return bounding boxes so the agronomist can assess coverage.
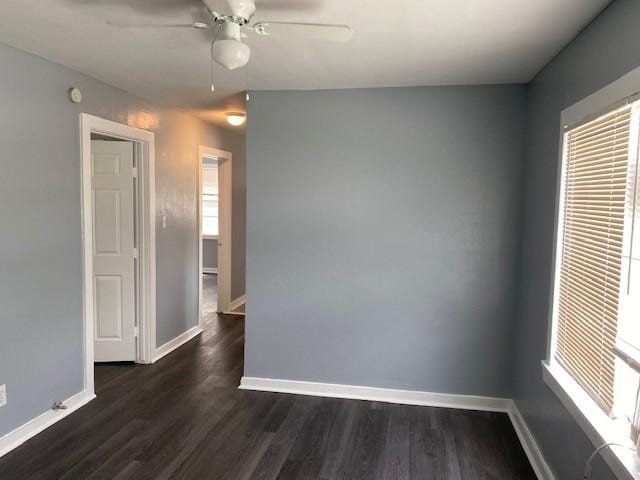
[245,57,249,93]
[210,39,215,92]
[210,24,223,92]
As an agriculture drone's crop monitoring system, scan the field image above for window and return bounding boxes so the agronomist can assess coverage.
[550,99,640,453]
[202,159,219,237]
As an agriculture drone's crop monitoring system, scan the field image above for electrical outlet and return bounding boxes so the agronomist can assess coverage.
[0,384,6,407]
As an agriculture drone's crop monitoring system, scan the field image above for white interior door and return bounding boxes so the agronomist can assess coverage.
[91,140,136,362]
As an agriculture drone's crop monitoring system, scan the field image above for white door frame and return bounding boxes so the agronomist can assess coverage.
[198,145,232,320]
[80,113,156,396]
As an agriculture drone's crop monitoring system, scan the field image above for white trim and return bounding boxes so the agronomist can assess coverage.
[543,362,640,480]
[545,129,568,362]
[224,295,247,315]
[203,267,218,274]
[507,400,557,480]
[153,325,203,362]
[239,377,511,412]
[80,114,157,384]
[198,146,233,323]
[0,390,95,458]
[561,65,640,129]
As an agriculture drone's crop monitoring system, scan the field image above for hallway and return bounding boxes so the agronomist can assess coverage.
[203,272,218,314]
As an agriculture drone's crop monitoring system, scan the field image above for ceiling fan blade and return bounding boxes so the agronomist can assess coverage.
[251,22,353,42]
[107,20,211,29]
[254,0,322,13]
[201,0,218,14]
[226,0,256,19]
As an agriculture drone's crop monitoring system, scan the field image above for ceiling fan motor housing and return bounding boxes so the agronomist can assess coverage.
[221,21,242,41]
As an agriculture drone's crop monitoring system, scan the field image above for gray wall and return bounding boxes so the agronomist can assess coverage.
[203,238,218,269]
[231,137,247,300]
[246,86,526,396]
[0,42,245,437]
[513,1,640,478]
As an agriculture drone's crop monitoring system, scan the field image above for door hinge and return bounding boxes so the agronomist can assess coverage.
[132,167,138,178]
[134,326,139,338]
[133,247,139,259]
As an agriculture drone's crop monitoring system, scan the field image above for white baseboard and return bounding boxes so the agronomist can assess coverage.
[239,377,555,480]
[224,295,246,315]
[239,376,511,412]
[507,400,556,480]
[0,389,95,458]
[154,326,203,362]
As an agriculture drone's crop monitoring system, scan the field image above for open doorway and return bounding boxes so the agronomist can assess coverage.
[80,114,156,397]
[198,146,233,319]
[201,156,220,313]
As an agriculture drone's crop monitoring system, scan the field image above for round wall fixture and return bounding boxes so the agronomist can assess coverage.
[69,87,82,104]
[226,112,246,126]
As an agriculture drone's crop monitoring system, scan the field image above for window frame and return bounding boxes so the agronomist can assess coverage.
[615,112,640,374]
[551,104,635,414]
[544,66,640,480]
[201,162,220,238]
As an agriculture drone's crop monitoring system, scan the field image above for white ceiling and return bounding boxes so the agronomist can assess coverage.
[0,0,610,126]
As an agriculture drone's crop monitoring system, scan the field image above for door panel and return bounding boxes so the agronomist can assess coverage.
[92,153,121,176]
[91,140,136,362]
[94,275,123,338]
[93,190,121,254]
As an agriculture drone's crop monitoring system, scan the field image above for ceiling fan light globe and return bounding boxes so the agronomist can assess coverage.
[213,39,250,70]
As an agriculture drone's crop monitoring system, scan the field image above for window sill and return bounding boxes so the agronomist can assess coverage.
[542,361,640,479]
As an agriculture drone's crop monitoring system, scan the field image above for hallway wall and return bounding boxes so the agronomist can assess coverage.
[0,41,245,438]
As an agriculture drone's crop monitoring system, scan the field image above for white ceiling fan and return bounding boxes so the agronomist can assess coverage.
[110,0,354,72]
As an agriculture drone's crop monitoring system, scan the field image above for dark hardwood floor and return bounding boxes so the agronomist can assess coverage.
[203,273,218,314]
[0,279,535,479]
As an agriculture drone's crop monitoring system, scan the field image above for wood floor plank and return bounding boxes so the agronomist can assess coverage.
[333,401,388,480]
[278,398,339,479]
[57,418,149,480]
[318,399,360,479]
[409,405,447,480]
[251,397,319,480]
[111,460,145,480]
[381,404,411,480]
[0,278,537,480]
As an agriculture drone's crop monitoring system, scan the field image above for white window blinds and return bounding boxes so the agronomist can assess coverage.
[555,105,633,414]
